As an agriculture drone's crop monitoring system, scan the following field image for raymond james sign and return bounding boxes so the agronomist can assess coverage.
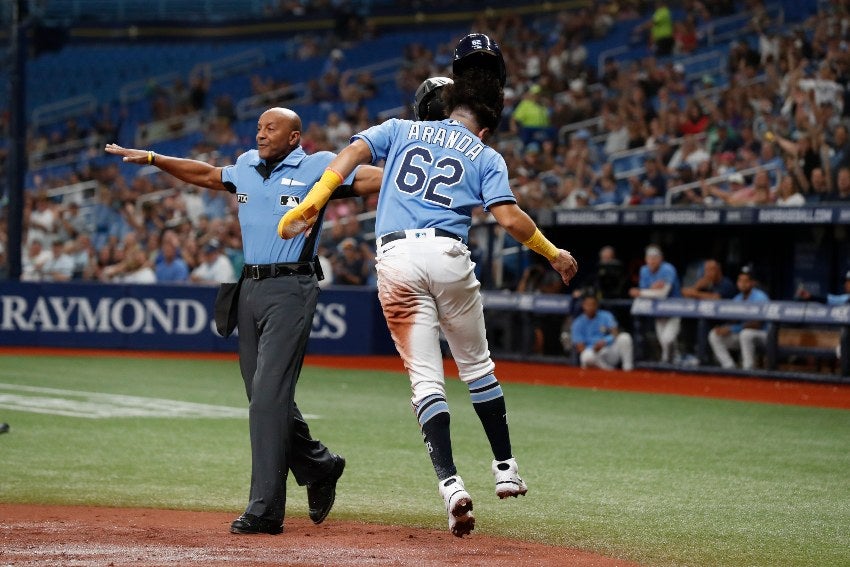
[0,282,393,355]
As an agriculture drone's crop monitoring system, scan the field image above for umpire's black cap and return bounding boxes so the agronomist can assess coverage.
[453,33,507,87]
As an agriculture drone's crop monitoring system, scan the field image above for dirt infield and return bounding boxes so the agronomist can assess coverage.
[2,348,848,566]
[0,504,638,567]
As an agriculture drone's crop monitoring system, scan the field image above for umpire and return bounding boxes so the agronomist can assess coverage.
[106,107,380,535]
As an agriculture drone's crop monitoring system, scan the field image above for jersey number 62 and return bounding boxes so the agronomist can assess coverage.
[395,147,464,208]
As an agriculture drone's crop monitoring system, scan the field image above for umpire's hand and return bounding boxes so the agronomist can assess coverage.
[105,143,153,165]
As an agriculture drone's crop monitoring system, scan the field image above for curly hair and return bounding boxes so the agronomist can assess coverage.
[442,67,504,132]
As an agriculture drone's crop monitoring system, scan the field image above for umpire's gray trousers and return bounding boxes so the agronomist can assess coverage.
[237,273,336,523]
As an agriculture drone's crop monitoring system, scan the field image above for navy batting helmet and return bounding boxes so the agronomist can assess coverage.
[413,76,453,121]
[453,33,506,87]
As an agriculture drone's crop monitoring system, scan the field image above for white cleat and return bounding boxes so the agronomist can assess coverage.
[438,475,475,537]
[492,458,529,499]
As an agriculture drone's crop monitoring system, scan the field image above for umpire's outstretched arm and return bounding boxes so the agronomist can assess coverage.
[105,143,227,191]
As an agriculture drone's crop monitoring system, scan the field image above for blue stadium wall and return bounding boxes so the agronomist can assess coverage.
[0,282,395,354]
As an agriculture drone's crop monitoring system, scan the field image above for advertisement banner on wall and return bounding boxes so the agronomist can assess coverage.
[0,282,394,355]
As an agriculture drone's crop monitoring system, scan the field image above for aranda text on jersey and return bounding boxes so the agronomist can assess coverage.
[406,123,484,161]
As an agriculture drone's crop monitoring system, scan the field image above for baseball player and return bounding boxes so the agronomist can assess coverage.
[279,34,577,537]
[106,107,382,535]
[571,294,634,371]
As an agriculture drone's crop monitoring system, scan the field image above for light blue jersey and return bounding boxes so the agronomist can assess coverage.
[639,262,682,297]
[827,293,850,306]
[730,288,770,332]
[571,309,619,348]
[222,146,354,264]
[353,118,516,241]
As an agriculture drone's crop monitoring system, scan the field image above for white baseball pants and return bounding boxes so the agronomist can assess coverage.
[375,231,495,404]
[579,332,634,371]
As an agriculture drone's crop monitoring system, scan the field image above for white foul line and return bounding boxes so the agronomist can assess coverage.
[0,382,317,420]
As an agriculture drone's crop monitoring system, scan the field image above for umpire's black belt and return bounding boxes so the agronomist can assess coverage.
[377,228,465,248]
[243,261,314,280]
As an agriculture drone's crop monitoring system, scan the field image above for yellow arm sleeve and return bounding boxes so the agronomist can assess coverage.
[278,168,344,239]
[521,228,560,262]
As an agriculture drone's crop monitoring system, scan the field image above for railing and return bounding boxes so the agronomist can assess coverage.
[190,49,265,82]
[630,296,849,381]
[236,56,404,121]
[610,133,705,182]
[40,0,273,23]
[28,48,269,132]
[134,111,206,146]
[118,71,181,106]
[664,161,783,206]
[29,133,104,170]
[596,45,629,77]
[45,180,99,206]
[557,116,604,146]
[701,3,784,46]
[31,95,98,130]
[236,83,309,122]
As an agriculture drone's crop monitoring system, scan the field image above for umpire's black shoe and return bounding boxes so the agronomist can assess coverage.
[307,454,346,524]
[0,423,9,434]
[229,513,283,535]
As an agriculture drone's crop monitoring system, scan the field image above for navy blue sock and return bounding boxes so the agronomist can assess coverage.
[468,374,512,461]
[414,394,456,480]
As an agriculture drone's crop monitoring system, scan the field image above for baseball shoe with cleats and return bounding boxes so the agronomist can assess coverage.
[492,458,528,499]
[438,475,475,537]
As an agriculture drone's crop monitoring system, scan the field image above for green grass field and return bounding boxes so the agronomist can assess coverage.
[1,354,848,567]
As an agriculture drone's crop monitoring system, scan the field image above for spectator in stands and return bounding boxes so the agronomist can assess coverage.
[827,124,850,175]
[511,84,552,145]
[707,265,770,370]
[679,100,710,135]
[774,175,806,206]
[42,240,75,282]
[833,167,850,202]
[602,113,629,156]
[806,166,833,202]
[190,240,236,284]
[591,174,622,207]
[667,134,711,172]
[21,239,51,281]
[566,128,601,173]
[154,237,189,283]
[629,244,682,363]
[673,14,699,54]
[105,248,157,284]
[681,259,736,300]
[56,201,88,242]
[571,294,634,371]
[635,1,674,57]
[69,234,94,279]
[709,170,773,206]
[332,237,369,286]
[325,112,353,151]
[631,154,668,205]
[27,193,58,247]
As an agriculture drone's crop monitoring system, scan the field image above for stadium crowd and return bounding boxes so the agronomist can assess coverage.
[2,2,848,318]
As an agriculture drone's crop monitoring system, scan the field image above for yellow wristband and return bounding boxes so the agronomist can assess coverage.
[147,151,156,165]
[521,228,559,262]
